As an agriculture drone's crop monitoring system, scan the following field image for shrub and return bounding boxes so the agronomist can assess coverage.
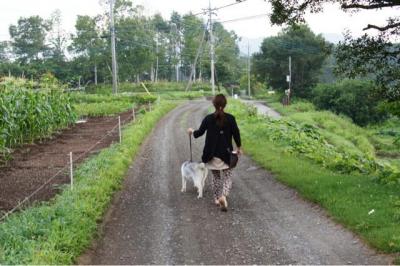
[312,79,387,126]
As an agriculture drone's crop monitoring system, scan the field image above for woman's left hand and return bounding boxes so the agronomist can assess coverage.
[187,128,194,135]
[235,147,243,156]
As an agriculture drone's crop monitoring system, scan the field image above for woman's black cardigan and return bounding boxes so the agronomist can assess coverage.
[193,112,241,165]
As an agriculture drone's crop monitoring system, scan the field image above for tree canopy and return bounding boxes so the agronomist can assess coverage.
[1,1,242,87]
[253,24,331,98]
[256,0,400,114]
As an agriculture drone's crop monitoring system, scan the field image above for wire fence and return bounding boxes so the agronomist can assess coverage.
[0,104,151,222]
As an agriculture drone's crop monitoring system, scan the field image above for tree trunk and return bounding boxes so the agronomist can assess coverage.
[150,64,154,82]
[155,56,159,83]
[199,68,202,82]
[94,64,98,85]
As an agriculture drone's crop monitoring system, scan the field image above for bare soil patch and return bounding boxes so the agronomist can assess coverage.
[0,111,134,212]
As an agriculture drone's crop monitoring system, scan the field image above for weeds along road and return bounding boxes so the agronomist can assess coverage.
[80,100,391,265]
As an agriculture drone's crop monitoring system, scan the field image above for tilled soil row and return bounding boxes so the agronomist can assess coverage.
[0,110,137,212]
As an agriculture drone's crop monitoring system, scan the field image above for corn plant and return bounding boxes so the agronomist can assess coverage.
[0,86,76,162]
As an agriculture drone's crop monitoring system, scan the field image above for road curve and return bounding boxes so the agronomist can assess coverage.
[79,100,391,265]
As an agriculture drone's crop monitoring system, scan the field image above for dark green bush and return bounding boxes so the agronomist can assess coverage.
[312,80,387,126]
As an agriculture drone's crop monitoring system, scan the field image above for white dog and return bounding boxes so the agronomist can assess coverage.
[181,161,208,198]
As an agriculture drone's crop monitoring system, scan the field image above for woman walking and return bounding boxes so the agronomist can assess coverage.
[188,94,242,212]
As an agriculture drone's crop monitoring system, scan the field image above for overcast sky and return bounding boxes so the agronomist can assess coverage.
[0,0,399,53]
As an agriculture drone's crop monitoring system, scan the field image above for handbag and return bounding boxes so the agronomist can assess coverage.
[228,150,239,168]
[220,129,239,169]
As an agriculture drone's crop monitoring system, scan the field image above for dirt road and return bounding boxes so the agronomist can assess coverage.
[80,100,391,265]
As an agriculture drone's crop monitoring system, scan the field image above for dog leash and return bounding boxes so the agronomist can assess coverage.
[189,134,193,162]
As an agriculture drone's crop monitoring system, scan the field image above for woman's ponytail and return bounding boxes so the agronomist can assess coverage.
[213,94,227,127]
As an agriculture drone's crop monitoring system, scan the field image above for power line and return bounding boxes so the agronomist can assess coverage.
[193,0,249,16]
[218,13,268,24]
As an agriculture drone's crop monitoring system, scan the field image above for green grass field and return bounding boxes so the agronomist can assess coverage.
[228,100,400,256]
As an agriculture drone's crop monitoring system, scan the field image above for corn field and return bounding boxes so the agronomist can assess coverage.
[0,87,76,161]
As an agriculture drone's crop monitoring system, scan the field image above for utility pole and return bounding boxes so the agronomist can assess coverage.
[110,0,118,94]
[247,41,251,97]
[209,1,216,95]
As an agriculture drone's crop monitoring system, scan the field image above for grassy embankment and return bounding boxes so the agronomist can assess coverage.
[262,94,400,172]
[0,101,177,264]
[227,99,400,260]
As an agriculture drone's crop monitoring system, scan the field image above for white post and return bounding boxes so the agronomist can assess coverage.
[118,116,122,143]
[69,152,73,190]
[132,107,136,122]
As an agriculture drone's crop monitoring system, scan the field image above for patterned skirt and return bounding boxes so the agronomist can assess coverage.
[207,157,232,200]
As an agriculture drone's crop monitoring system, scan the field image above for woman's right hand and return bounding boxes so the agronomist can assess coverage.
[187,128,194,135]
[236,147,243,156]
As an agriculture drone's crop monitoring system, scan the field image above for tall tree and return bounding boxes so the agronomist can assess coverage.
[48,10,67,61]
[70,15,107,84]
[253,24,331,97]
[213,22,241,84]
[169,11,183,81]
[9,16,50,63]
[181,14,205,80]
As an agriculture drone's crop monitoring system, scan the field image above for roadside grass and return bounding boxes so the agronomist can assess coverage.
[0,101,177,264]
[228,100,400,255]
